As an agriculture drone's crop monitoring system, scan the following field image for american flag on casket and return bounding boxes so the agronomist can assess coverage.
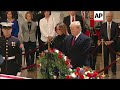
[0,74,31,79]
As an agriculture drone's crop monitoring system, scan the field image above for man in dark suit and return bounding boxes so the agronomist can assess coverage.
[63,11,85,34]
[100,11,119,76]
[63,21,91,69]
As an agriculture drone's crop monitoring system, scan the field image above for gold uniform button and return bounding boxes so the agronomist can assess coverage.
[6,52,8,54]
[6,49,8,51]
[6,43,8,44]
[6,55,8,57]
[6,46,8,48]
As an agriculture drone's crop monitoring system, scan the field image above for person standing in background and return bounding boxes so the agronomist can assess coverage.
[63,11,84,34]
[3,11,19,38]
[31,11,44,58]
[39,11,57,53]
[21,11,37,72]
[0,11,18,37]
[84,11,102,70]
[100,11,119,76]
[17,11,28,43]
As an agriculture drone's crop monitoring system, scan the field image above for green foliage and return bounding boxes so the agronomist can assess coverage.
[37,49,72,79]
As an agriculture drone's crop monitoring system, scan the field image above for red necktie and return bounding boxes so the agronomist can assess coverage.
[72,16,74,22]
[72,37,76,46]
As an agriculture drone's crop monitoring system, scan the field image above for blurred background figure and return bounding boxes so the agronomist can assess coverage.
[0,11,18,37]
[63,11,84,34]
[84,11,103,70]
[2,11,19,38]
[51,22,68,52]
[21,11,37,72]
[18,11,28,43]
[30,11,44,59]
[39,11,57,53]
[100,11,119,76]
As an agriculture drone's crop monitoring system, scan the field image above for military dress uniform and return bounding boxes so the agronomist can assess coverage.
[0,22,22,76]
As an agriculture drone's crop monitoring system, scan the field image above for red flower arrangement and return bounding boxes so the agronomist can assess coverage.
[37,48,72,79]
[37,48,104,79]
[65,66,104,79]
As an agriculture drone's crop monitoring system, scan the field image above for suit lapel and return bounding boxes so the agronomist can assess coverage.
[30,21,33,32]
[25,21,33,33]
[110,21,114,40]
[25,22,29,31]
[71,33,82,49]
[105,22,109,40]
[69,35,73,48]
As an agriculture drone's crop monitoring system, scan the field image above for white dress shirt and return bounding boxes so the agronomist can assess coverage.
[107,21,112,29]
[75,31,81,41]
[107,21,112,40]
[39,15,57,42]
[70,15,76,24]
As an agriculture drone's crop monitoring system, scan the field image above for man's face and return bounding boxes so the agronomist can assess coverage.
[106,12,113,22]
[70,25,80,36]
[69,11,76,16]
[2,28,12,37]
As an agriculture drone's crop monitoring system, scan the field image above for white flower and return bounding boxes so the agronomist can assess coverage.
[53,76,57,79]
[64,56,67,61]
[70,73,77,78]
[90,71,93,73]
[97,77,100,79]
[85,71,90,75]
[84,72,87,75]
[44,50,48,53]
[55,49,59,53]
[83,75,86,77]
[87,71,90,73]
[68,68,72,72]
[84,76,89,79]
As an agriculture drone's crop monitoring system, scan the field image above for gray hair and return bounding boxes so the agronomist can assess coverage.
[69,21,82,30]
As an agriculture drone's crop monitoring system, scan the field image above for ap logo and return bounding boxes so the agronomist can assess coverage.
[94,11,103,21]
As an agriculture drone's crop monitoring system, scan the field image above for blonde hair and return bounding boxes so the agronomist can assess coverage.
[25,11,33,19]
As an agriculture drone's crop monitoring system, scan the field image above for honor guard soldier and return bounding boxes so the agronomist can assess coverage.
[0,22,22,76]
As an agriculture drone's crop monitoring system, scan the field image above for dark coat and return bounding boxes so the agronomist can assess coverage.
[63,33,91,69]
[52,34,66,52]
[0,36,22,75]
[63,15,84,34]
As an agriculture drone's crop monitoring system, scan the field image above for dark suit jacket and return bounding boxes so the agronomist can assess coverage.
[52,34,66,52]
[63,15,84,34]
[100,21,119,48]
[63,33,91,69]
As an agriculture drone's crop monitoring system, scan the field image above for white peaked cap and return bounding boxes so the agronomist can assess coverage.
[0,22,14,27]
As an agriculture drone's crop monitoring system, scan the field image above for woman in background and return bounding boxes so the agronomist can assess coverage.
[4,11,19,38]
[21,11,37,72]
[39,11,56,53]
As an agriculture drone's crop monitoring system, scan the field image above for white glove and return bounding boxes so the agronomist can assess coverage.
[17,72,21,76]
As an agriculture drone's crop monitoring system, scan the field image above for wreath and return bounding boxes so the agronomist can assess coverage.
[37,48,72,79]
